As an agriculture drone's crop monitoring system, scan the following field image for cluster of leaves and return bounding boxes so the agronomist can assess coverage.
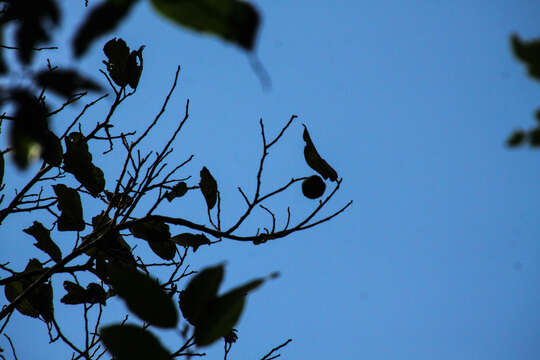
[0,0,260,172]
[507,35,540,147]
[0,1,351,359]
[0,33,350,358]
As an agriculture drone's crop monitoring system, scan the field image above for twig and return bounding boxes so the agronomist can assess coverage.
[260,339,292,360]
[3,334,17,360]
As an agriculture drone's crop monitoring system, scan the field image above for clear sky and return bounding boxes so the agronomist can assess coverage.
[1,0,539,359]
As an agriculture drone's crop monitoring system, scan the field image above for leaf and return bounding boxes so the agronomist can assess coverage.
[129,218,175,261]
[179,264,223,326]
[89,213,136,266]
[73,0,138,57]
[105,190,133,209]
[165,181,188,202]
[102,38,131,88]
[61,281,107,305]
[3,0,60,64]
[129,219,170,242]
[60,281,86,305]
[53,184,85,232]
[33,281,54,323]
[107,263,178,328]
[41,130,63,167]
[4,280,40,318]
[199,166,218,209]
[150,0,260,51]
[171,233,211,252]
[507,130,526,147]
[63,132,105,196]
[148,239,176,261]
[4,259,54,322]
[9,90,50,168]
[85,283,107,305]
[303,125,338,182]
[35,69,103,98]
[194,278,264,346]
[100,324,171,360]
[127,46,144,89]
[511,34,540,81]
[23,221,62,262]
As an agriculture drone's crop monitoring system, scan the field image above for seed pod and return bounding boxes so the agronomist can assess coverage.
[302,175,326,199]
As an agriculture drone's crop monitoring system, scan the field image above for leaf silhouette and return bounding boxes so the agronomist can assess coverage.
[23,221,62,263]
[303,125,338,182]
[148,240,176,261]
[2,0,60,64]
[35,68,103,98]
[41,130,63,167]
[199,166,218,209]
[129,219,170,242]
[171,233,211,252]
[9,90,51,168]
[194,278,264,346]
[179,264,223,326]
[61,281,106,306]
[507,130,526,147]
[511,34,540,81]
[63,132,105,196]
[60,281,86,305]
[150,0,260,51]
[53,184,85,232]
[100,324,171,360]
[165,181,188,202]
[4,259,53,322]
[73,1,138,57]
[108,263,178,328]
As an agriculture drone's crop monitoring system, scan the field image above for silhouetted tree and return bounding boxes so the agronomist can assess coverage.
[0,1,351,359]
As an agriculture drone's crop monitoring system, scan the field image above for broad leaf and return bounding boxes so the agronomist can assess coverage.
[53,184,85,232]
[512,34,540,81]
[179,264,223,326]
[148,239,177,260]
[101,324,171,360]
[102,38,142,89]
[61,281,107,305]
[73,0,138,57]
[35,69,102,98]
[151,0,260,51]
[199,166,218,209]
[165,181,188,202]
[194,278,264,346]
[108,263,178,328]
[2,0,60,64]
[171,233,211,252]
[4,259,54,322]
[9,90,50,168]
[63,132,105,196]
[89,213,136,266]
[4,280,40,318]
[41,130,63,167]
[507,130,526,147]
[303,125,338,182]
[129,219,170,241]
[23,221,62,262]
[60,281,86,305]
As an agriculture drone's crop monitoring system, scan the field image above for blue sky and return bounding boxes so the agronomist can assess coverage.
[1,0,539,359]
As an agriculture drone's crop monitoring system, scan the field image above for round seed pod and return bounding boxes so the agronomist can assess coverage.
[302,175,326,199]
